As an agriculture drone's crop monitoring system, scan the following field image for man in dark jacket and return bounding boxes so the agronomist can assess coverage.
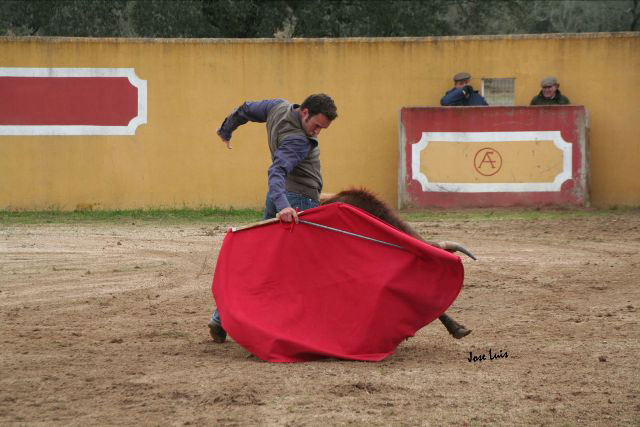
[530,76,571,105]
[209,94,338,343]
[440,72,488,106]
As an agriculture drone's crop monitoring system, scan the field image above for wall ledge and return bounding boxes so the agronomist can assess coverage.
[1,31,638,45]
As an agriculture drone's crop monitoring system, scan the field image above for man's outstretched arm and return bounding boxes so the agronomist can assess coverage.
[216,98,284,149]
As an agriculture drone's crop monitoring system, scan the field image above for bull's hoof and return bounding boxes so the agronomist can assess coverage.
[450,327,472,339]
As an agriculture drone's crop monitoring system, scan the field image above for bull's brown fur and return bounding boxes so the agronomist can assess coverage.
[321,189,422,240]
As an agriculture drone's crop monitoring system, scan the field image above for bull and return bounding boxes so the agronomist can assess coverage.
[320,188,473,339]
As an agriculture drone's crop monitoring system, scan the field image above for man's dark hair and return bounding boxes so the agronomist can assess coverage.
[300,93,338,121]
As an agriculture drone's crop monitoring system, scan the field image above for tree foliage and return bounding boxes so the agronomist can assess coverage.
[1,0,128,36]
[290,1,450,37]
[1,0,638,38]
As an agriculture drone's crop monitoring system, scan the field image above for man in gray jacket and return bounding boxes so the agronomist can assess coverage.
[210,94,338,342]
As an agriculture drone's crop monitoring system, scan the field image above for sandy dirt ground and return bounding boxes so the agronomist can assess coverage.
[1,210,639,426]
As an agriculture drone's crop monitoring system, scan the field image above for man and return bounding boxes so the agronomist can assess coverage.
[209,93,338,343]
[440,72,488,106]
[530,76,571,105]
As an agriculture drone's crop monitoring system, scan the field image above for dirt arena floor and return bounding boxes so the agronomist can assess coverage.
[1,209,639,425]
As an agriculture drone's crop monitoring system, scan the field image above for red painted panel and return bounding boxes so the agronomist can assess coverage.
[399,106,589,208]
[0,77,138,126]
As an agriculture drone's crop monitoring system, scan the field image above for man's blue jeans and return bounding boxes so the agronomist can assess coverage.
[262,191,320,220]
[209,191,320,328]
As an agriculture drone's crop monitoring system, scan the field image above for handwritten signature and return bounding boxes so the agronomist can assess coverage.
[467,348,508,362]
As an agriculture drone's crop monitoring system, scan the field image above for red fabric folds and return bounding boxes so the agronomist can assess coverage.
[211,203,464,362]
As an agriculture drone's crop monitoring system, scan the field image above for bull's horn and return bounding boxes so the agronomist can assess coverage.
[438,241,477,260]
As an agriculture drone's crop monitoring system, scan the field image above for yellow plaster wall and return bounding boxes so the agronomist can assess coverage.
[421,140,564,183]
[0,33,638,210]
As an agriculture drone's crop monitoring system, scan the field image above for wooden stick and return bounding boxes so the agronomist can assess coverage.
[230,217,280,232]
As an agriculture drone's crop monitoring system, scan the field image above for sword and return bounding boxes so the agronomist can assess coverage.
[230,218,404,250]
[298,220,404,250]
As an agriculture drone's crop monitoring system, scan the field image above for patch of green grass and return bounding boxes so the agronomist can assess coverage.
[399,206,639,222]
[2,206,638,225]
[0,207,263,225]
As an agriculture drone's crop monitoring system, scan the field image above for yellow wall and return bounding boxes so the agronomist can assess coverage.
[0,33,638,210]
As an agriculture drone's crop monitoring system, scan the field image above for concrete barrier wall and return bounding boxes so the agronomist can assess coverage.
[0,33,638,210]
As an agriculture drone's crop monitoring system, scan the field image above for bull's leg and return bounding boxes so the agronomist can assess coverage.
[438,313,472,339]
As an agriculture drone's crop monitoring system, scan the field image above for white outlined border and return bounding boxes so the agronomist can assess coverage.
[411,131,572,192]
[0,67,147,135]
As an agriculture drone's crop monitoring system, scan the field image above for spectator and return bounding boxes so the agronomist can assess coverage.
[530,76,571,105]
[440,72,488,106]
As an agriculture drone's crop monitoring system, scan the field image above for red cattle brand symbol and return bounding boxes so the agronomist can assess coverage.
[473,147,503,176]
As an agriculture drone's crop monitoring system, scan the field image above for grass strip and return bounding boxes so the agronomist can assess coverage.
[399,206,638,222]
[1,206,637,225]
[0,208,263,225]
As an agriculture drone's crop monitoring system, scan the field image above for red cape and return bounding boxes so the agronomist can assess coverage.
[211,203,463,362]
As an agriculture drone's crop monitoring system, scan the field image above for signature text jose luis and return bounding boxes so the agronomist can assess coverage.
[467,348,508,362]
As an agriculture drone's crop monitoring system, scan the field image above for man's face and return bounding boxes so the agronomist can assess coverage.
[300,109,331,138]
[542,84,558,99]
[454,79,469,89]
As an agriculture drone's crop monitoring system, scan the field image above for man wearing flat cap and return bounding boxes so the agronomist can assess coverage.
[530,76,571,105]
[440,72,488,106]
